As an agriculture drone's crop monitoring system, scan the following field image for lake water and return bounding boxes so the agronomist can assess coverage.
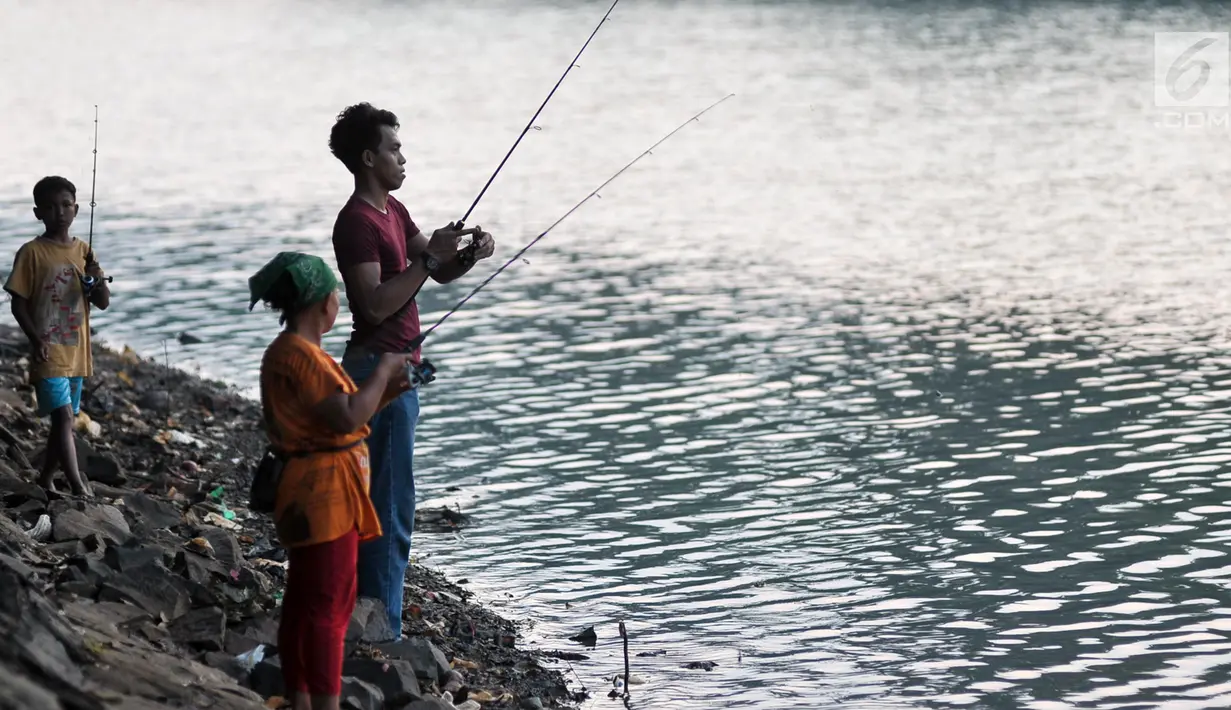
[5,1,1231,708]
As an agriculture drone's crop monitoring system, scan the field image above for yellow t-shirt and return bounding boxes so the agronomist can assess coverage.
[3,237,93,380]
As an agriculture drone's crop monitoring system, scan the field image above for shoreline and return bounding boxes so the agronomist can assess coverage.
[0,324,585,710]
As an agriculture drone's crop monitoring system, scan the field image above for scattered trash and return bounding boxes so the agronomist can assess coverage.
[24,514,51,541]
[236,644,266,672]
[74,412,102,438]
[441,691,481,710]
[204,511,241,531]
[154,429,204,448]
[185,537,215,557]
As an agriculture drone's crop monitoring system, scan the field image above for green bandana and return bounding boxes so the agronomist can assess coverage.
[247,252,338,312]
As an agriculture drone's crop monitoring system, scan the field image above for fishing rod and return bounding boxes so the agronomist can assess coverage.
[453,0,620,250]
[88,105,99,253]
[406,93,737,387]
[82,105,112,294]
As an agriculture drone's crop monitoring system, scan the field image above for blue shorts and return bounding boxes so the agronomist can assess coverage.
[35,377,83,417]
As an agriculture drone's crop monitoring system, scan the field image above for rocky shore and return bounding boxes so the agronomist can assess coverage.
[0,325,585,710]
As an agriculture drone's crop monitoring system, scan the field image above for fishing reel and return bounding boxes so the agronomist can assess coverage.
[79,273,113,295]
[408,359,437,390]
[454,223,479,268]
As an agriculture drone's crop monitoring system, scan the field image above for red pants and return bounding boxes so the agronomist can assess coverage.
[278,530,357,696]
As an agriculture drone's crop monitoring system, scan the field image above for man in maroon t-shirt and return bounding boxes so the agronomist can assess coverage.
[329,102,495,640]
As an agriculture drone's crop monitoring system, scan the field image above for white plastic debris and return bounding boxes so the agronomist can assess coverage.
[235,645,265,672]
[155,429,205,448]
[24,514,51,542]
[441,691,481,710]
[204,512,242,531]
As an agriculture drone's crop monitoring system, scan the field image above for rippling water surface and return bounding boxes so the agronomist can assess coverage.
[6,1,1231,707]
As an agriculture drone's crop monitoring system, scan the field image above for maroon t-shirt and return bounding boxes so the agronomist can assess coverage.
[332,195,422,360]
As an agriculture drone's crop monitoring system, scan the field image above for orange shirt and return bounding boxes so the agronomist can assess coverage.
[259,332,381,548]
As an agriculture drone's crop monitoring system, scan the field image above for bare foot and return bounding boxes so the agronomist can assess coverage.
[38,471,58,494]
[65,469,93,498]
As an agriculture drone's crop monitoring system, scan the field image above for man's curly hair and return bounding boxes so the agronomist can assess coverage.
[328,103,400,174]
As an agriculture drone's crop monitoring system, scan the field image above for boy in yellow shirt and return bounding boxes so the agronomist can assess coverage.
[4,176,111,496]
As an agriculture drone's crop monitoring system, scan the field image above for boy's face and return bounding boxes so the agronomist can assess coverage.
[33,190,78,233]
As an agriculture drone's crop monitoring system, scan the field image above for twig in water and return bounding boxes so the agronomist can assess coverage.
[619,621,631,702]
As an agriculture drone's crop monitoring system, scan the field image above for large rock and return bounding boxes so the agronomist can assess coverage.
[43,540,85,558]
[199,527,242,572]
[340,658,422,706]
[372,637,451,684]
[167,606,226,652]
[0,513,33,557]
[248,655,283,698]
[51,501,130,545]
[103,542,167,573]
[340,677,384,710]
[57,554,114,597]
[121,493,182,532]
[346,597,395,644]
[0,552,34,581]
[173,549,228,586]
[226,613,278,656]
[74,440,125,486]
[0,564,91,694]
[98,560,191,621]
[0,474,47,506]
[202,651,248,683]
[138,390,170,412]
[0,663,63,710]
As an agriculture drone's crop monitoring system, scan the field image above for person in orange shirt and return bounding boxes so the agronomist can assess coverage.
[248,252,413,710]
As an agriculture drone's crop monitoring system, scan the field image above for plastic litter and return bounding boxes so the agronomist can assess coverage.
[441,691,481,710]
[24,514,51,542]
[235,644,265,672]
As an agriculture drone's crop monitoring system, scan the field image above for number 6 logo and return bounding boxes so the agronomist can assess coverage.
[1155,32,1229,108]
[1167,38,1217,102]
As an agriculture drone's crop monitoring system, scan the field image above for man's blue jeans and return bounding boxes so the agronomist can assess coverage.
[342,350,419,639]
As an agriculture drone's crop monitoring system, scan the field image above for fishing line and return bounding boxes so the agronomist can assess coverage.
[456,0,621,228]
[406,93,736,367]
